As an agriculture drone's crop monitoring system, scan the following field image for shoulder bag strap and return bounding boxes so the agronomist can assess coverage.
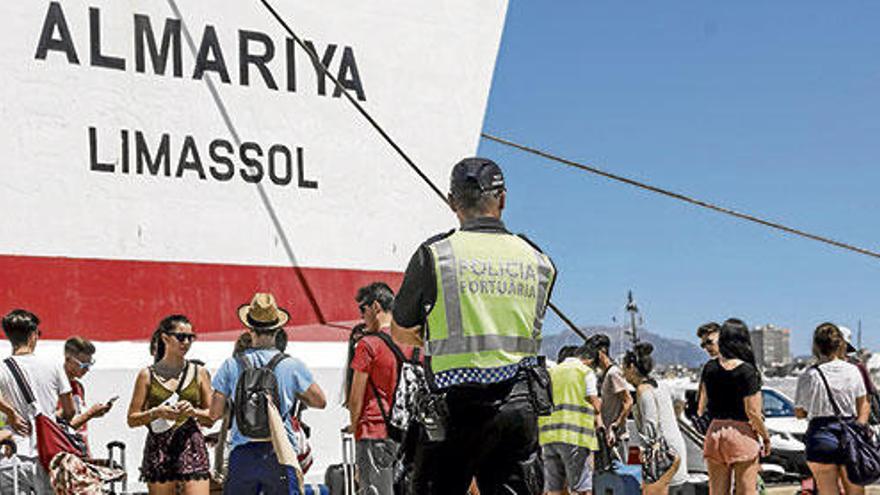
[3,357,36,407]
[368,378,393,427]
[174,361,191,396]
[814,364,844,418]
[365,333,405,427]
[267,352,289,371]
[265,353,290,411]
[649,385,670,445]
[371,332,406,363]
[235,353,253,371]
[651,385,663,425]
[635,385,660,437]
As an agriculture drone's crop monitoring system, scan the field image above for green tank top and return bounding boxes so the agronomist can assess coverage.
[146,362,201,427]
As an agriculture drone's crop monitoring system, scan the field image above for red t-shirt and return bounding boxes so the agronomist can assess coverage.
[350,328,415,440]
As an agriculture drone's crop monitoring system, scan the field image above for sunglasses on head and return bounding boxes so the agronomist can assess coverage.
[168,332,197,343]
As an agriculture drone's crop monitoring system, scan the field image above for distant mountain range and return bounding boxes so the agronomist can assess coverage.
[541,325,706,369]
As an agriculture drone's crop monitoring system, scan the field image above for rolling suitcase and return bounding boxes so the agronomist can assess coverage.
[1,455,38,495]
[325,430,357,495]
[324,464,346,495]
[106,440,126,494]
[593,461,642,495]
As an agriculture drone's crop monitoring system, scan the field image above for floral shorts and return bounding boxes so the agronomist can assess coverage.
[140,418,210,483]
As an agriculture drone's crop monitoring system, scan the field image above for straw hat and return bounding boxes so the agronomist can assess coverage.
[237,293,290,332]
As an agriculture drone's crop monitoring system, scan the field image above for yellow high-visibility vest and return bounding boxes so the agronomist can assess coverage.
[538,358,598,450]
[424,230,555,388]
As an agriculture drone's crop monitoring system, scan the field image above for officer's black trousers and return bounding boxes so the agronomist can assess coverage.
[410,376,543,495]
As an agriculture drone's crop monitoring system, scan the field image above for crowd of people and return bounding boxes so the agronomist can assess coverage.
[0,156,877,495]
[0,315,112,493]
[0,294,329,494]
[539,318,878,495]
[538,331,689,495]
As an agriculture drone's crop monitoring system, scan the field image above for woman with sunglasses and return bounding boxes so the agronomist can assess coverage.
[127,315,213,495]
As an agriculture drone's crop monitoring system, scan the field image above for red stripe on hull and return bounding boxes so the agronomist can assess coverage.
[0,255,402,341]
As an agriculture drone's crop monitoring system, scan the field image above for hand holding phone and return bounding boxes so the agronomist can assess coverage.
[88,398,116,419]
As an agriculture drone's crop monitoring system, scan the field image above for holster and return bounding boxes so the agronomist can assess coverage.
[415,390,449,443]
[525,356,554,416]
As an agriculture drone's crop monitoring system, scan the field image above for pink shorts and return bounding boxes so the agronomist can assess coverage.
[702,419,761,465]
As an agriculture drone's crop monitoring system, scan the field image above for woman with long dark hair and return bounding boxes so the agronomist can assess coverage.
[623,342,688,495]
[701,318,770,495]
[127,315,213,495]
[795,323,869,495]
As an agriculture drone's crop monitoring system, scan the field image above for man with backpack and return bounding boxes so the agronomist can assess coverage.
[210,293,327,494]
[346,282,417,495]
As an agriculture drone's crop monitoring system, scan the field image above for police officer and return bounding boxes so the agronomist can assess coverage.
[391,157,556,494]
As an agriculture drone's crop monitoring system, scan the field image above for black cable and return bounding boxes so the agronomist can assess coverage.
[259,0,446,203]
[482,133,880,261]
[258,0,586,339]
[549,301,588,341]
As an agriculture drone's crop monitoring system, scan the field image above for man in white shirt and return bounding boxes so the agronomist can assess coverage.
[0,309,75,493]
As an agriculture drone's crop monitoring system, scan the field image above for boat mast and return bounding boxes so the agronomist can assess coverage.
[626,290,640,348]
[858,319,863,351]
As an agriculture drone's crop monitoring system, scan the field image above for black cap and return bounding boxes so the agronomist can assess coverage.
[450,157,505,194]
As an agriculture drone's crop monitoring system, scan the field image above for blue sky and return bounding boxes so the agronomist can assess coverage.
[477,1,880,355]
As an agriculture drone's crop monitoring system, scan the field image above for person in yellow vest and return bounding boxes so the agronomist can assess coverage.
[392,157,557,494]
[540,344,603,495]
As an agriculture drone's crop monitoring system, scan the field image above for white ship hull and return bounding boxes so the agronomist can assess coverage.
[0,0,509,340]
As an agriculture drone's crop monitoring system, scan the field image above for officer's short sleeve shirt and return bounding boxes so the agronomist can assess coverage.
[392,245,435,329]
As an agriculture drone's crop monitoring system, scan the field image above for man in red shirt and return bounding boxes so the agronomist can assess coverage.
[347,282,413,495]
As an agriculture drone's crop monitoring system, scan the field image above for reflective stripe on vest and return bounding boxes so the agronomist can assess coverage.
[425,230,555,379]
[538,359,598,449]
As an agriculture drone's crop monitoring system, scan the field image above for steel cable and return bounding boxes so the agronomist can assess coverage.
[258,0,588,340]
[482,133,880,261]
